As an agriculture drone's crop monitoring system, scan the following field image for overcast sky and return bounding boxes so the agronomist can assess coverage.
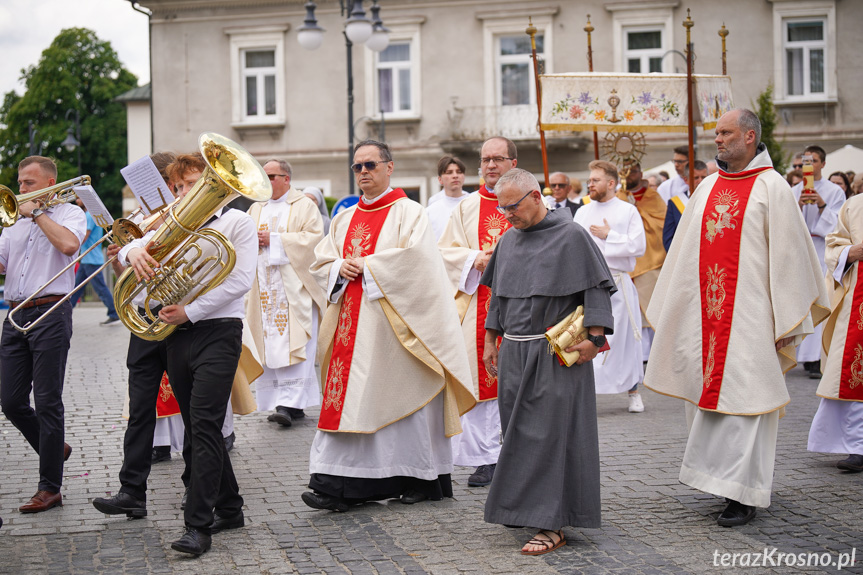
[0,0,149,98]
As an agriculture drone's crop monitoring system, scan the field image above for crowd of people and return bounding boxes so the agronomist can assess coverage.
[0,107,860,559]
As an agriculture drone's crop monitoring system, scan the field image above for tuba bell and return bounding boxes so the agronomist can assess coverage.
[0,175,91,227]
[113,132,272,341]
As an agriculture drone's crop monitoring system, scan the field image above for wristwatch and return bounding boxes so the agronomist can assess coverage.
[586,333,607,348]
[30,208,44,219]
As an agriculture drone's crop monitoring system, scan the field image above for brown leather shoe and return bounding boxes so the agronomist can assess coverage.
[64,443,72,462]
[19,490,63,513]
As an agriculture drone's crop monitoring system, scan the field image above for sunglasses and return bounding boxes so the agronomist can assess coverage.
[792,164,803,169]
[351,160,388,173]
[549,183,568,188]
[267,173,287,180]
[496,190,535,214]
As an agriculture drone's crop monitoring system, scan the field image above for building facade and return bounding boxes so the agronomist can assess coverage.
[135,0,862,201]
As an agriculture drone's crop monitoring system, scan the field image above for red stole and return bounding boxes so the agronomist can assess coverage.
[838,268,863,400]
[318,189,407,431]
[475,185,511,400]
[156,372,181,417]
[698,167,771,409]
[629,185,647,203]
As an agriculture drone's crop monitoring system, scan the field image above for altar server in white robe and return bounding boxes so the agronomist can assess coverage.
[574,160,646,412]
[246,160,325,428]
[646,109,829,527]
[790,145,846,379]
[301,140,476,512]
[426,156,471,241]
[808,193,863,472]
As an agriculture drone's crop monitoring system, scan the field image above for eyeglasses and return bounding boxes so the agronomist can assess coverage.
[480,156,514,165]
[267,173,288,180]
[792,164,803,169]
[672,159,687,165]
[495,190,535,214]
[549,183,568,188]
[350,160,388,173]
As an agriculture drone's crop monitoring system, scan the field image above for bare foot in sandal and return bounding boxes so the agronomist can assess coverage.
[521,529,566,555]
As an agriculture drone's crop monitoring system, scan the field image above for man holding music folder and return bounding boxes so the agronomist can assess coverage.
[0,156,86,514]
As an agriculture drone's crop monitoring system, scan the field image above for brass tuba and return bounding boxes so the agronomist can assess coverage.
[113,132,272,341]
[0,175,91,227]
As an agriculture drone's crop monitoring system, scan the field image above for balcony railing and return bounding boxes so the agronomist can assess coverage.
[447,104,541,141]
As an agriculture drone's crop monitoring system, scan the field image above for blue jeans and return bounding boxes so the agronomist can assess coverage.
[69,264,118,319]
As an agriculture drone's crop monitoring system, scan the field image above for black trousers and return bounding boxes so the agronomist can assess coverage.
[309,473,453,504]
[167,319,243,532]
[118,333,169,501]
[0,301,73,492]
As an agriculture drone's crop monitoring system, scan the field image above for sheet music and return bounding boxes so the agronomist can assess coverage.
[120,156,173,216]
[73,185,114,227]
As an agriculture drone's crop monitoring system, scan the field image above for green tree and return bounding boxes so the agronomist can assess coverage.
[0,28,137,216]
[754,83,788,174]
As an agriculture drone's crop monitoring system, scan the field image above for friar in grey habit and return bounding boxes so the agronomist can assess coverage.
[481,168,615,555]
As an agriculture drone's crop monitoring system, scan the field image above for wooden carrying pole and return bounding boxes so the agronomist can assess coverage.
[526,18,551,195]
[585,15,599,160]
[684,9,695,192]
[719,23,729,76]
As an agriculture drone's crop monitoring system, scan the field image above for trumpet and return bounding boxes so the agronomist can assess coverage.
[113,132,272,341]
[7,217,146,333]
[0,175,91,227]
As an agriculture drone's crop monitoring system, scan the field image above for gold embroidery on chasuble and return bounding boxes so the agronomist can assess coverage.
[159,378,175,403]
[705,264,728,320]
[704,190,740,244]
[857,301,863,331]
[337,299,353,346]
[348,222,372,258]
[324,358,346,411]
[849,345,863,390]
[481,213,508,251]
[703,332,717,389]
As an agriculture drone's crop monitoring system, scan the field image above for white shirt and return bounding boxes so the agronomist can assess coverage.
[0,203,86,300]
[657,174,688,204]
[119,208,257,322]
[426,191,470,240]
[573,197,645,273]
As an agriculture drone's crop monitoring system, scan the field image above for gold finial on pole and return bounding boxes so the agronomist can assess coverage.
[526,16,537,49]
[526,17,551,195]
[718,23,729,76]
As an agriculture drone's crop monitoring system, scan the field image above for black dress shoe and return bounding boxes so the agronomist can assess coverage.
[400,489,428,505]
[224,432,235,452]
[181,487,188,510]
[717,500,757,527]
[271,406,292,427]
[286,407,306,420]
[92,492,148,518]
[151,446,171,463]
[210,510,244,534]
[468,464,496,487]
[301,491,348,512]
[837,453,863,472]
[171,527,212,556]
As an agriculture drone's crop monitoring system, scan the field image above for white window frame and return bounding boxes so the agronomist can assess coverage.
[364,20,422,120]
[623,26,665,74]
[226,26,287,128]
[495,33,545,107]
[771,0,837,103]
[479,13,555,109]
[606,3,675,73]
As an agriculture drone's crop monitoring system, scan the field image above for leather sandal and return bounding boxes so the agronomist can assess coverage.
[521,529,566,555]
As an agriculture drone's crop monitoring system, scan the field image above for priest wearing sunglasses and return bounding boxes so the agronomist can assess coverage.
[302,140,476,512]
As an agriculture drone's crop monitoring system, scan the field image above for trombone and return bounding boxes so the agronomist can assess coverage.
[0,176,91,227]
[6,202,176,334]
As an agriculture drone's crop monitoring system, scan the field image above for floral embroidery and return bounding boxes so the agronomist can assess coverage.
[324,358,345,411]
[857,300,863,331]
[705,264,728,320]
[337,298,353,346]
[703,332,717,389]
[850,344,863,390]
[159,377,175,403]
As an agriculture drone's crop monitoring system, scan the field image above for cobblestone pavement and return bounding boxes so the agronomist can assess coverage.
[0,306,860,574]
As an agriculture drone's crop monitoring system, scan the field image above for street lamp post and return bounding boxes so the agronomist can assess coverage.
[297,0,390,196]
[61,109,82,174]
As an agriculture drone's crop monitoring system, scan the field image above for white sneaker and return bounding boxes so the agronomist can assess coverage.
[628,392,645,413]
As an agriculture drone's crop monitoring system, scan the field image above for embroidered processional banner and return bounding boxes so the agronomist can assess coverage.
[539,73,733,133]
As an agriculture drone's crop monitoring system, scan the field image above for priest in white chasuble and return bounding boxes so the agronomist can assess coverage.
[437,136,518,488]
[808,193,863,472]
[245,159,325,428]
[645,109,830,527]
[574,160,647,413]
[302,140,476,512]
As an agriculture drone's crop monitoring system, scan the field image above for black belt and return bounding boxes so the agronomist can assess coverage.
[177,318,242,331]
[7,295,65,311]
